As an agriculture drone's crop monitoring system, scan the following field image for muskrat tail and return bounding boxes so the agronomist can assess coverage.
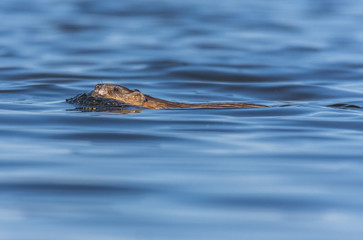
[187,103,267,108]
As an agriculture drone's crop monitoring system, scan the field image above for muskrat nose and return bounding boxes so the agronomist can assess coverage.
[95,84,105,91]
[93,84,107,96]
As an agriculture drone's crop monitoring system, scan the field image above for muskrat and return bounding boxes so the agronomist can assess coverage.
[91,84,267,109]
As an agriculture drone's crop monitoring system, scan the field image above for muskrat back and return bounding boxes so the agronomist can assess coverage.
[91,84,267,109]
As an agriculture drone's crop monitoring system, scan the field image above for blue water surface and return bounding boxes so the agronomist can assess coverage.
[1,0,363,239]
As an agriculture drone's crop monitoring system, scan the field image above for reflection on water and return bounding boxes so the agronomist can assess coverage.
[1,0,363,239]
[66,92,143,113]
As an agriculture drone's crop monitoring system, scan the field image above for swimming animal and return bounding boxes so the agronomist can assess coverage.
[91,84,267,109]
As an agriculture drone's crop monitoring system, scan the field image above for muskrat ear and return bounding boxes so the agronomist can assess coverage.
[132,89,140,92]
[125,91,146,105]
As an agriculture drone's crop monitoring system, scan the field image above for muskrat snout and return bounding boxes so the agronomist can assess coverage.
[91,84,108,97]
[93,84,107,96]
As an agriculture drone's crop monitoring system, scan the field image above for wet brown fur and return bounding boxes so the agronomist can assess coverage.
[91,84,267,109]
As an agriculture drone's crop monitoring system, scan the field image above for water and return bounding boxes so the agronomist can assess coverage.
[1,0,363,239]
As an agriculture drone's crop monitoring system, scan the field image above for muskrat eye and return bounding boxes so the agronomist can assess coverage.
[114,87,119,92]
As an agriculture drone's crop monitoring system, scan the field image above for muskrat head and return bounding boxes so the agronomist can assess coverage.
[91,84,146,106]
